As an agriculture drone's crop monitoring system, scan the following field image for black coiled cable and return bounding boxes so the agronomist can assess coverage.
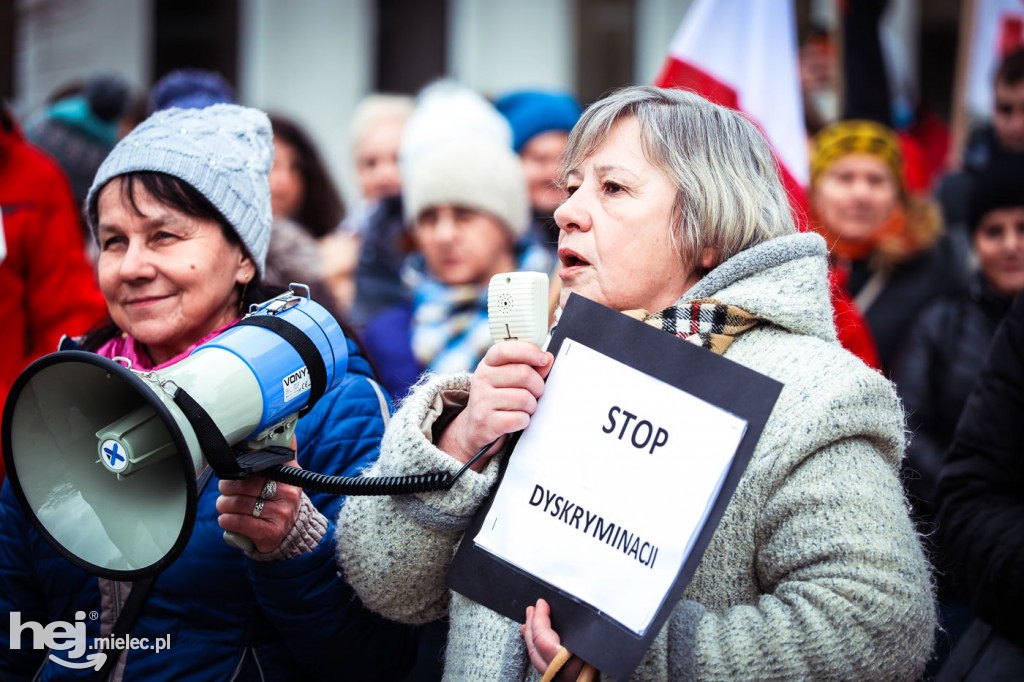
[259,438,499,496]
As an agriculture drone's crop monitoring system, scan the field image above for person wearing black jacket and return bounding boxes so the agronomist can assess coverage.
[895,162,1024,527]
[893,166,1024,676]
[934,291,1024,680]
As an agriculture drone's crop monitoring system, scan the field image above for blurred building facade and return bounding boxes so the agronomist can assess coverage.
[7,0,691,204]
[6,0,962,205]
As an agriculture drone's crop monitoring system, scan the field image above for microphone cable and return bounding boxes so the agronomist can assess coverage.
[259,438,500,496]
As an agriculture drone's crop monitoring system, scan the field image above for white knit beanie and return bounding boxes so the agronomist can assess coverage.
[87,104,274,276]
[399,80,513,178]
[404,136,530,239]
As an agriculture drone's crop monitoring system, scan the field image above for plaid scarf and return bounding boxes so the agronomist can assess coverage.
[623,299,762,355]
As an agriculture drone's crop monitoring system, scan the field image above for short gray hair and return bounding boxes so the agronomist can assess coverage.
[560,86,796,273]
[349,93,415,149]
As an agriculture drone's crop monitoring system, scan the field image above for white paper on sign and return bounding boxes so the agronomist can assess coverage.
[474,339,748,635]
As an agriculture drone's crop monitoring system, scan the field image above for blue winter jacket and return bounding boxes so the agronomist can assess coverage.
[0,337,417,681]
[361,302,419,404]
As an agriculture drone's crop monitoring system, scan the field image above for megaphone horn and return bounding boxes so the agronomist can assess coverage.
[1,286,346,580]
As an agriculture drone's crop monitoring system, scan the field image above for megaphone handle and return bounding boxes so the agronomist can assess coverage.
[223,531,256,552]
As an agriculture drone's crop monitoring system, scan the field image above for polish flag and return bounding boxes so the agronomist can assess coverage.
[654,0,809,224]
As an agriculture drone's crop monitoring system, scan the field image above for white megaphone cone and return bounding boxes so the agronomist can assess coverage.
[1,286,347,580]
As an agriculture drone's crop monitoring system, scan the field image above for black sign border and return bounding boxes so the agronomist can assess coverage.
[447,293,783,681]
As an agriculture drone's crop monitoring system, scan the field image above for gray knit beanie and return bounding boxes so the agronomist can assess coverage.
[404,136,529,239]
[87,104,273,276]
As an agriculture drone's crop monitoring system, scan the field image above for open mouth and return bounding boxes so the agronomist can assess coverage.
[558,249,590,268]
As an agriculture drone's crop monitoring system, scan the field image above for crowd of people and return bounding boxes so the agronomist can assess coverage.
[0,34,1022,682]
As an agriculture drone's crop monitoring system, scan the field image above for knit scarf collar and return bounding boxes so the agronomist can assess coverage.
[621,299,762,355]
[95,321,237,371]
[404,241,554,373]
[809,206,909,262]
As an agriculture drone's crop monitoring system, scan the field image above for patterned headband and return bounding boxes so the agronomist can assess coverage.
[810,120,903,189]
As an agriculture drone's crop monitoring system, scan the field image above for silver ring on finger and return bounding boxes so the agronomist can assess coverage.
[252,497,265,518]
[260,480,277,499]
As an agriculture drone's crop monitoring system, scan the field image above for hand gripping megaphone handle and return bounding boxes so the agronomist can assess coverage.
[171,386,295,551]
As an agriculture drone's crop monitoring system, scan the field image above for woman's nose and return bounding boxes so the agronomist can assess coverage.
[849,178,873,199]
[554,189,590,233]
[434,213,458,240]
[119,242,157,280]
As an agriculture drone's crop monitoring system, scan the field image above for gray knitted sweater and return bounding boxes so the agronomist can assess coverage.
[337,233,936,681]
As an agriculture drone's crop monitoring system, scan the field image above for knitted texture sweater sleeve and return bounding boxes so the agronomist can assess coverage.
[336,371,502,625]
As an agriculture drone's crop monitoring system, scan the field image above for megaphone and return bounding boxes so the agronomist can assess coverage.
[1,285,348,580]
[2,274,546,582]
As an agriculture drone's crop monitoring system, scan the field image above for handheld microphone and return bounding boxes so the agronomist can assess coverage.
[487,271,550,347]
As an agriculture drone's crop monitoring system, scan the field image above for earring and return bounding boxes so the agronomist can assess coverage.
[238,276,250,314]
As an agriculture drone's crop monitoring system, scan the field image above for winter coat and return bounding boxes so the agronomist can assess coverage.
[0,114,108,468]
[360,302,418,402]
[935,291,1024,648]
[846,230,970,375]
[935,125,1024,232]
[350,196,409,328]
[829,265,881,371]
[337,232,936,681]
[892,273,1014,531]
[0,335,417,681]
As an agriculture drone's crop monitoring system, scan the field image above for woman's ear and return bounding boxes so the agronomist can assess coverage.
[236,254,257,285]
[700,247,720,270]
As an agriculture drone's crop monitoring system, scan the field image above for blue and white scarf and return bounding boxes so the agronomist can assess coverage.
[405,240,553,375]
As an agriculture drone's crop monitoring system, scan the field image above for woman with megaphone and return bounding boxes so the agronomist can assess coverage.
[0,104,416,679]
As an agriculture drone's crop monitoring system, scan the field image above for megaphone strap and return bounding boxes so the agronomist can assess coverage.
[233,314,328,417]
[171,386,243,477]
[171,387,293,479]
[93,467,214,679]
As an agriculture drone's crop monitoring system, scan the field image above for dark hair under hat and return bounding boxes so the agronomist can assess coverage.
[84,73,131,123]
[968,155,1024,233]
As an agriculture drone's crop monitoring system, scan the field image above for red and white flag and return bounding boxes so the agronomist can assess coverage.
[654,0,808,203]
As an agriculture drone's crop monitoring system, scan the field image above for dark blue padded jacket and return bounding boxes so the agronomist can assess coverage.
[0,336,416,681]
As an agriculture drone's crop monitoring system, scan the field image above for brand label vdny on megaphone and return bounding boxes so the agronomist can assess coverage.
[282,366,311,402]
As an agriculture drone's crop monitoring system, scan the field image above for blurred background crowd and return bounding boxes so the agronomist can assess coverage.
[3,0,1024,679]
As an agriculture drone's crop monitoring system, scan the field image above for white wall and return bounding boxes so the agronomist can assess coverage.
[13,0,151,119]
[448,0,575,99]
[238,0,374,206]
[634,0,692,84]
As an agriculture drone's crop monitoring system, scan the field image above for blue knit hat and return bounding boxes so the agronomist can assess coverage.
[494,90,582,153]
[86,104,274,276]
[149,69,235,113]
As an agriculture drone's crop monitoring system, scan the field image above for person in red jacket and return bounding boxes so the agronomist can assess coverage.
[0,102,108,479]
